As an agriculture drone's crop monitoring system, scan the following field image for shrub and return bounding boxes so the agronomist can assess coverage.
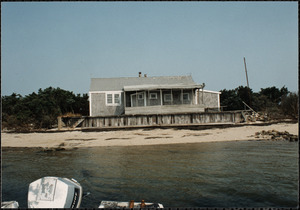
[280,92,298,119]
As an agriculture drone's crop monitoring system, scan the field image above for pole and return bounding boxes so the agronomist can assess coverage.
[57,116,62,130]
[243,57,251,106]
[243,57,249,88]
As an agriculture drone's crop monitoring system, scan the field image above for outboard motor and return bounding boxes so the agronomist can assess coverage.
[1,201,19,208]
[28,176,82,208]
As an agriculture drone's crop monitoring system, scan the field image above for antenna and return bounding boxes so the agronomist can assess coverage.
[243,57,249,88]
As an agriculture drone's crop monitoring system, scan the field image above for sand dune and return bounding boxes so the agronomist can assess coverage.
[1,122,298,149]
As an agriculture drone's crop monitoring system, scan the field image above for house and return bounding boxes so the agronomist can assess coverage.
[89,73,221,116]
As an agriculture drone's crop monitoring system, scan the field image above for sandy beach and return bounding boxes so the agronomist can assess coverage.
[1,122,298,149]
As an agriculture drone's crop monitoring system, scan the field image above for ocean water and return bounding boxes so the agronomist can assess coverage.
[1,140,298,208]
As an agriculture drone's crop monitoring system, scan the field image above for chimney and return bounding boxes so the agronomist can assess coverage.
[139,72,142,77]
[144,74,147,77]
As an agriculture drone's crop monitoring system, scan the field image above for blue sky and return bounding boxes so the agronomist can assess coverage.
[1,2,298,96]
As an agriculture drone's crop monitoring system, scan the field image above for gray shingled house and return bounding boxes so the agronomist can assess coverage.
[89,74,221,116]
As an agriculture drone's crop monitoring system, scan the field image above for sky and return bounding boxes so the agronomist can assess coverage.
[1,2,298,96]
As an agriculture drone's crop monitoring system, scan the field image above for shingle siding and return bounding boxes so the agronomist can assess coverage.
[203,91,220,107]
[90,92,124,116]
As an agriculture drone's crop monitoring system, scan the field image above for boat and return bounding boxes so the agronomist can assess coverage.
[2,176,163,208]
[27,176,83,208]
[99,200,164,208]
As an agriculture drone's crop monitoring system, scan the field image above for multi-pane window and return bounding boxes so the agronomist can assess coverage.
[149,93,157,99]
[106,93,121,105]
[114,94,120,104]
[107,94,113,104]
[164,94,172,102]
[182,93,190,101]
[138,93,144,100]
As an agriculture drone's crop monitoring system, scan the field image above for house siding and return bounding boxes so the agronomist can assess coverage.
[91,92,124,116]
[196,90,220,107]
[203,91,220,107]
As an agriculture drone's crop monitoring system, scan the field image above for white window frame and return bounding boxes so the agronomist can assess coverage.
[149,92,158,100]
[138,93,144,100]
[164,94,172,102]
[105,91,122,106]
[114,93,121,104]
[107,93,113,104]
[182,93,190,101]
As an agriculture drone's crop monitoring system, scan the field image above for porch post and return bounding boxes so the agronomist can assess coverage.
[202,88,204,105]
[136,91,138,107]
[160,89,163,106]
[171,89,173,105]
[181,89,183,104]
[144,91,146,107]
[192,89,194,105]
[148,90,150,106]
[124,91,126,108]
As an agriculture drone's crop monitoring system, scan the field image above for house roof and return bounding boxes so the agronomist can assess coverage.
[89,75,200,92]
[123,84,205,91]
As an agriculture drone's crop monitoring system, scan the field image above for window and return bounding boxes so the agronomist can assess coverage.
[106,92,121,106]
[107,94,113,104]
[183,93,190,101]
[114,94,120,104]
[150,93,157,99]
[164,94,172,102]
[138,93,144,100]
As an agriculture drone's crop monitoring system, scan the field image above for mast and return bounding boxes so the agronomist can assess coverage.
[243,57,252,107]
[243,57,249,88]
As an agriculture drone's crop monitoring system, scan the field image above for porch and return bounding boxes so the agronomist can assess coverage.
[123,84,206,115]
[125,104,205,115]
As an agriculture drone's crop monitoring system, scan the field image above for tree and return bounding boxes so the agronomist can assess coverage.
[1,93,26,129]
[73,93,89,116]
[280,92,298,119]
[220,86,253,111]
[2,87,89,130]
[259,86,288,105]
[1,93,22,118]
[236,86,252,107]
[220,89,243,111]
[219,85,297,120]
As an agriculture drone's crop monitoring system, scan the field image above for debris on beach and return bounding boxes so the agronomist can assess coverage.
[254,130,298,142]
[41,147,66,152]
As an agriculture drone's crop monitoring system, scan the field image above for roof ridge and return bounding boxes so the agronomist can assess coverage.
[91,75,192,79]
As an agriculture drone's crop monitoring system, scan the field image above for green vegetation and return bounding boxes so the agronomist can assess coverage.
[220,86,298,120]
[2,87,89,131]
[1,85,298,131]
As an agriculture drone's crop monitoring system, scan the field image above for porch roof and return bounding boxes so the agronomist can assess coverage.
[123,84,205,91]
[90,75,197,91]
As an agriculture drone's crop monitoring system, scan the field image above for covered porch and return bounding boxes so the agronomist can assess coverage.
[123,84,206,115]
